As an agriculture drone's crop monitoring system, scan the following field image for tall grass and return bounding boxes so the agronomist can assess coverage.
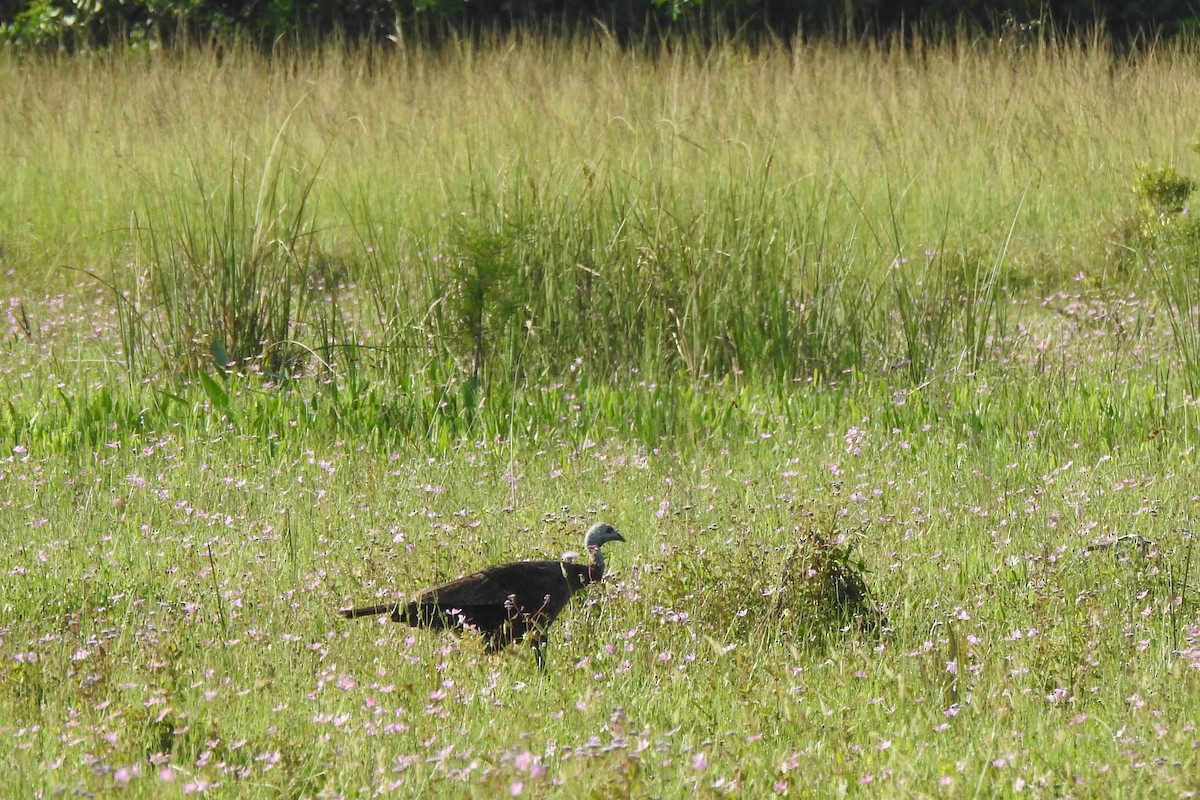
[2,34,1199,392]
[0,32,1196,450]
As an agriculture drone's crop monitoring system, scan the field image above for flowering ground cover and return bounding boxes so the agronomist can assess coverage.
[2,33,1200,798]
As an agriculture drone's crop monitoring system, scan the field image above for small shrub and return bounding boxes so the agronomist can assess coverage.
[1125,161,1200,393]
[758,516,887,642]
[439,218,526,388]
[653,511,885,649]
[1135,163,1196,217]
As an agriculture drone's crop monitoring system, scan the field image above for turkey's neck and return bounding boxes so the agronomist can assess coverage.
[586,546,606,582]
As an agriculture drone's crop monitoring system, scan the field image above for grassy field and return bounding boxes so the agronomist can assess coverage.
[3,31,1200,798]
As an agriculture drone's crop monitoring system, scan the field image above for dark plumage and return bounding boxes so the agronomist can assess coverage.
[340,522,625,668]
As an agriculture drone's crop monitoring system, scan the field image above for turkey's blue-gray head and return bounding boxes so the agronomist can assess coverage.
[583,522,624,580]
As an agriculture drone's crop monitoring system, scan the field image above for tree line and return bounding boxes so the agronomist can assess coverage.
[0,0,1196,50]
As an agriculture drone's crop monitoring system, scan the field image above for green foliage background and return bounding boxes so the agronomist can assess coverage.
[3,0,1200,48]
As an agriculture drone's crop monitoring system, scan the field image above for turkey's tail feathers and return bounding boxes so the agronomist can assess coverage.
[339,604,399,620]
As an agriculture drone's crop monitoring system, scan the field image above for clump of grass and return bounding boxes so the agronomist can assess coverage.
[115,120,327,380]
[888,245,1015,381]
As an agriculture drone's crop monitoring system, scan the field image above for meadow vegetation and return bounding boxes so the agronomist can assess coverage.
[3,31,1200,797]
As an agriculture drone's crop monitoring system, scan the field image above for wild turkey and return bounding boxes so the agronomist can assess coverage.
[340,522,625,668]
